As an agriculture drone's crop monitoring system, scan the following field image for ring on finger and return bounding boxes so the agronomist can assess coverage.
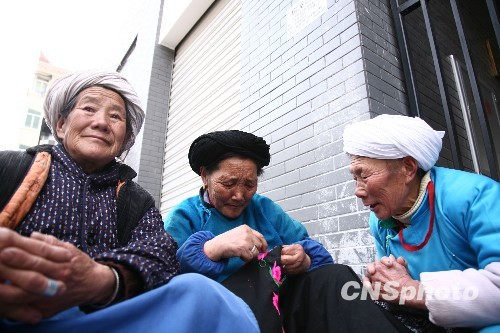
[43,278,59,297]
[250,245,258,254]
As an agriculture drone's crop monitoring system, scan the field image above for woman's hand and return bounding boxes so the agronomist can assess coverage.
[27,232,117,317]
[0,228,70,323]
[0,229,117,323]
[281,244,311,275]
[363,254,426,309]
[203,225,268,262]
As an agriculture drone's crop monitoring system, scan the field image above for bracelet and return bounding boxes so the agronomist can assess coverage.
[92,266,120,308]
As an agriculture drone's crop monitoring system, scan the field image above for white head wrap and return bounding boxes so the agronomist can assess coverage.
[43,69,145,154]
[343,114,445,171]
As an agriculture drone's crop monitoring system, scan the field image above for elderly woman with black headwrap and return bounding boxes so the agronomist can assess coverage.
[0,70,259,333]
[343,114,500,332]
[164,130,412,333]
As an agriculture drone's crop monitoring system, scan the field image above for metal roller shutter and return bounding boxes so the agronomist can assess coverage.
[160,0,241,215]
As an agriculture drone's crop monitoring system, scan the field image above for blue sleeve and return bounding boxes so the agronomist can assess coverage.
[177,231,228,279]
[295,237,334,270]
[442,171,500,268]
[164,199,199,248]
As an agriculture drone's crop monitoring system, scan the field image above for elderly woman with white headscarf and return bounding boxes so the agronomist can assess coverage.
[0,70,259,333]
[343,114,500,333]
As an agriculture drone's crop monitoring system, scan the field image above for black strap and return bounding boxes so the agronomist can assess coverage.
[0,151,34,211]
[116,180,155,247]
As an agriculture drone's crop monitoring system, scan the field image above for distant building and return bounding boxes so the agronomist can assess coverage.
[19,52,67,149]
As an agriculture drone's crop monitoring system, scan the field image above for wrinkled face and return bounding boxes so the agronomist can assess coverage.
[349,156,413,220]
[201,157,258,219]
[56,86,127,174]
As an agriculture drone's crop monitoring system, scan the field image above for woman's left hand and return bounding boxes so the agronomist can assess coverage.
[363,254,426,309]
[280,244,311,275]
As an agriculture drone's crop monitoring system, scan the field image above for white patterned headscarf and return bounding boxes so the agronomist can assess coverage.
[343,114,445,171]
[43,69,145,155]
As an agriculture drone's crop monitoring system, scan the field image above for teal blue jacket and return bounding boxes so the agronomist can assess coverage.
[370,166,500,280]
[164,192,333,282]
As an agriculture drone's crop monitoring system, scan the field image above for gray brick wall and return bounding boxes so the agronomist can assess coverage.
[240,0,407,274]
[137,46,173,207]
[136,0,174,207]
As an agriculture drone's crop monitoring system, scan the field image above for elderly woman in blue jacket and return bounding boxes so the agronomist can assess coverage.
[165,130,410,333]
[343,114,500,333]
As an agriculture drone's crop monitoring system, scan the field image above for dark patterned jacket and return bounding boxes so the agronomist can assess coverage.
[3,144,180,301]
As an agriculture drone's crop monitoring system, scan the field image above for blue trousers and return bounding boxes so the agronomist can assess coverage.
[1,273,259,333]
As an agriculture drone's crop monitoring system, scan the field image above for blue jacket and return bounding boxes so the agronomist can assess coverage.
[164,192,333,282]
[370,166,500,279]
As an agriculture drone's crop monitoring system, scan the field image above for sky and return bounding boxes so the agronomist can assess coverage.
[0,0,140,149]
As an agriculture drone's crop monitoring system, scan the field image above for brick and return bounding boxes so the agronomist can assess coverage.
[310,58,342,86]
[283,122,314,147]
[271,143,299,164]
[279,194,302,211]
[286,177,319,197]
[338,212,370,230]
[328,245,375,265]
[284,150,316,172]
[283,57,309,82]
[283,79,310,103]
[296,58,325,84]
[335,180,356,199]
[261,161,285,180]
[249,93,271,113]
[283,101,312,124]
[282,36,308,63]
[298,129,332,154]
[318,197,358,218]
[270,98,297,122]
[311,82,346,110]
[270,76,296,100]
[300,157,334,180]
[288,205,319,222]
[304,217,339,235]
[259,95,283,117]
[262,186,287,202]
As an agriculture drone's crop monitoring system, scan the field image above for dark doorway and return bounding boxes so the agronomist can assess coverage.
[391,0,500,180]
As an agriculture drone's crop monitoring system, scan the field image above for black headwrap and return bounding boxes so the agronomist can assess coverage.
[188,130,271,175]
